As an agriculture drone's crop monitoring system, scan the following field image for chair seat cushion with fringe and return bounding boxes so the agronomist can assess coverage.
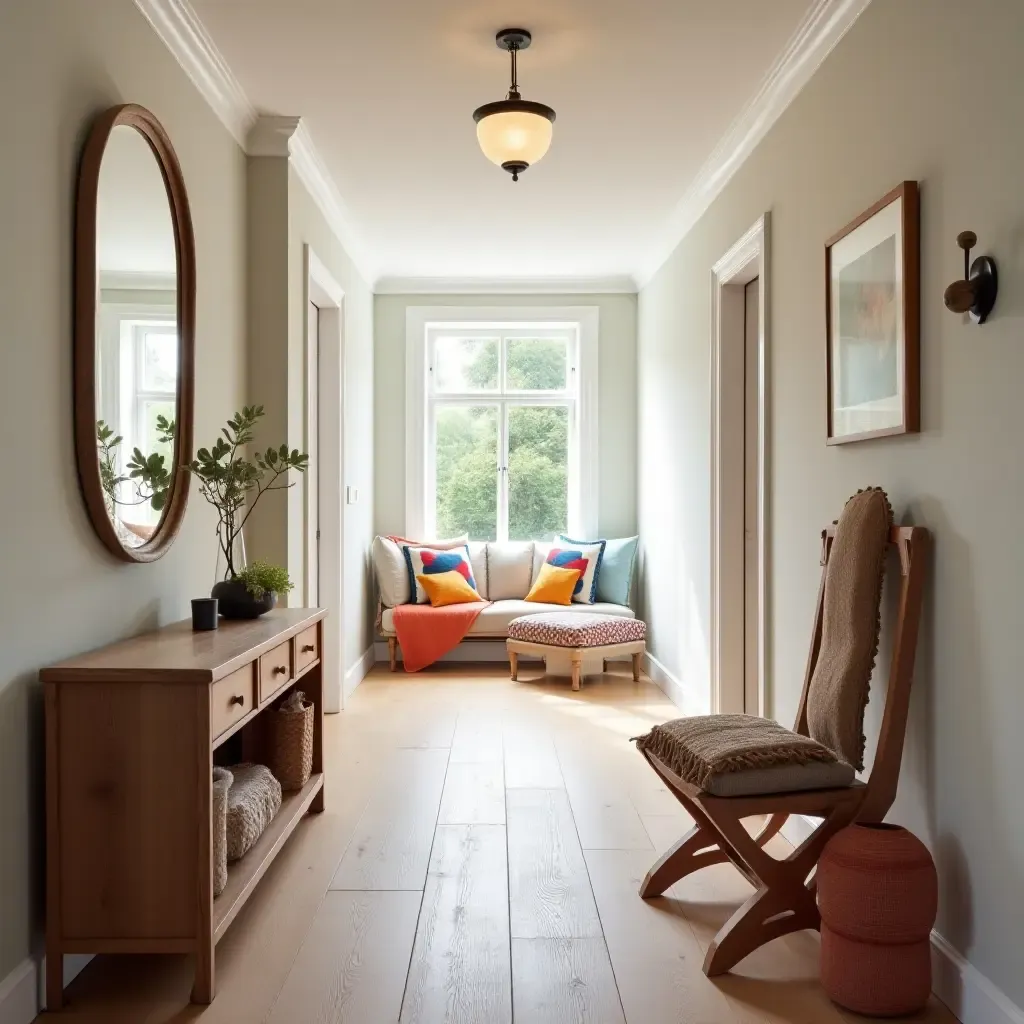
[635,714,855,797]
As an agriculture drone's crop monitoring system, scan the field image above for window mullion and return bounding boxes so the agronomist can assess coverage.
[498,400,509,542]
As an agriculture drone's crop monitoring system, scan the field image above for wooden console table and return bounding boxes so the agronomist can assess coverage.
[41,607,327,1009]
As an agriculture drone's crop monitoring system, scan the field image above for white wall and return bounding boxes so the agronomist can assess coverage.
[374,293,638,539]
[0,0,247,986]
[637,0,1024,1009]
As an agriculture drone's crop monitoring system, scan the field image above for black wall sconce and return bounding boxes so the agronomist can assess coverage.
[943,230,997,324]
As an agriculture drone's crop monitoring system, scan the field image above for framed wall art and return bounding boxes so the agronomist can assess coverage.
[825,180,919,444]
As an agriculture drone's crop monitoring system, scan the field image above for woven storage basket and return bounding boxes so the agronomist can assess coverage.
[211,767,233,897]
[226,763,282,862]
[269,691,314,791]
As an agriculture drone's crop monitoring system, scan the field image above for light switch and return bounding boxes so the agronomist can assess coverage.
[346,486,358,504]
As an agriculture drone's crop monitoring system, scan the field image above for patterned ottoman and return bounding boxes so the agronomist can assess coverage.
[506,613,647,690]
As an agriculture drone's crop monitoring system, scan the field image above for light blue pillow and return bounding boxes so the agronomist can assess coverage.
[558,535,638,606]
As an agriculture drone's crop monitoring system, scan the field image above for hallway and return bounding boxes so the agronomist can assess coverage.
[48,666,955,1023]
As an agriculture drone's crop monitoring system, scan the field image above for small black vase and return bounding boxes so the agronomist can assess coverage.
[211,579,277,620]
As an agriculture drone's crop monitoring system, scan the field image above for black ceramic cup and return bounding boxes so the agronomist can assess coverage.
[191,597,219,631]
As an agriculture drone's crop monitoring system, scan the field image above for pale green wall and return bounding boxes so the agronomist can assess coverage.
[0,0,247,981]
[637,0,1024,1003]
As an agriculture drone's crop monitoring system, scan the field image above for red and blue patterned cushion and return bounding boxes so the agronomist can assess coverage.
[545,539,606,604]
[403,544,478,604]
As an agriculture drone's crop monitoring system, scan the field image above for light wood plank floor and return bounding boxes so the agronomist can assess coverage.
[40,665,959,1024]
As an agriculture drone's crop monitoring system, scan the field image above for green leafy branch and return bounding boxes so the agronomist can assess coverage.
[187,406,308,579]
[97,417,176,512]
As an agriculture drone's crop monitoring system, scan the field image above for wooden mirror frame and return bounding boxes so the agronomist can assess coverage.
[74,104,196,562]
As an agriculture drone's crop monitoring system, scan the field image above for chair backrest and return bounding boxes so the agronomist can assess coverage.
[794,524,930,822]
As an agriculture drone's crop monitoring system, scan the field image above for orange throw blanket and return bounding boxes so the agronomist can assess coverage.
[391,601,489,672]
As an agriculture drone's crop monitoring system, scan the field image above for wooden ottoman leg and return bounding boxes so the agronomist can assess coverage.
[632,651,642,681]
[571,650,582,691]
[388,637,397,672]
[510,650,518,681]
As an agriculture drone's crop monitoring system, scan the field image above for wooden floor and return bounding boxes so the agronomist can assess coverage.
[41,665,958,1023]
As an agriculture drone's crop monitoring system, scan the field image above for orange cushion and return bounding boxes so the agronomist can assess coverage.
[524,563,581,606]
[416,570,483,607]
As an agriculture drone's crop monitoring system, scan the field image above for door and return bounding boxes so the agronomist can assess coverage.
[307,300,320,607]
[743,278,760,713]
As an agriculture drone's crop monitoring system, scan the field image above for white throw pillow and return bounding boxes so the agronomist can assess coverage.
[486,542,534,600]
[531,542,552,588]
[468,542,489,599]
[371,534,468,607]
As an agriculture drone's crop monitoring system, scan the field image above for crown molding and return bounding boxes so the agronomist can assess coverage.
[246,114,301,157]
[287,120,377,284]
[635,0,872,286]
[133,0,256,147]
[133,0,376,283]
[374,275,637,296]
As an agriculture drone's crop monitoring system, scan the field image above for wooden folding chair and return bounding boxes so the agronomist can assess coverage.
[638,524,929,976]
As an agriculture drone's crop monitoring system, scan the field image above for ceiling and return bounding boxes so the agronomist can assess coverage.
[191,0,819,286]
[98,125,176,276]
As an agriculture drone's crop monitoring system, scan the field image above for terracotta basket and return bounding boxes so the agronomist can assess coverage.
[269,692,314,791]
[818,822,937,1017]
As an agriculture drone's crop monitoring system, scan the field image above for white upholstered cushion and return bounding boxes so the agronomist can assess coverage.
[371,534,468,607]
[381,599,635,635]
[485,542,534,600]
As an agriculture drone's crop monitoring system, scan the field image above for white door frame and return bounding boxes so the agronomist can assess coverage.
[710,214,770,717]
[305,245,345,712]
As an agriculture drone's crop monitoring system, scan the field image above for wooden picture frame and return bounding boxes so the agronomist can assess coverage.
[825,181,919,445]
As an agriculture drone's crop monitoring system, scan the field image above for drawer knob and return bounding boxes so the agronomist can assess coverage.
[273,665,287,675]
[301,644,315,653]
[229,694,245,707]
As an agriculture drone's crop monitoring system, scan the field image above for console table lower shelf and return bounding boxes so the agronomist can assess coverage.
[214,771,323,942]
[41,608,327,1009]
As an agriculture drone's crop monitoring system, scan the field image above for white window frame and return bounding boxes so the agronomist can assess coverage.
[406,306,599,541]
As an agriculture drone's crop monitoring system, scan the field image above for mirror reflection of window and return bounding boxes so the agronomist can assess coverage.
[94,124,179,547]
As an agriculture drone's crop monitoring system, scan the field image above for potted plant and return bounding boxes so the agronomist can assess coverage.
[187,406,308,619]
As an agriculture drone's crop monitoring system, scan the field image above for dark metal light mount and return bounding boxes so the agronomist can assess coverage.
[472,28,556,181]
[943,230,998,324]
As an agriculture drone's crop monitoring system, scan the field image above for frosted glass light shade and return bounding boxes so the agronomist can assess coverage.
[476,109,553,168]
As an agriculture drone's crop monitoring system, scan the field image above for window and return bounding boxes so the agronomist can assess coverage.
[407,308,598,543]
[99,313,178,527]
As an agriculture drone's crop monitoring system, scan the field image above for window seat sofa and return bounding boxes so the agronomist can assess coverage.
[373,538,636,666]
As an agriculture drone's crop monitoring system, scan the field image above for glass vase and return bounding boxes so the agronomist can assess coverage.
[214,526,246,583]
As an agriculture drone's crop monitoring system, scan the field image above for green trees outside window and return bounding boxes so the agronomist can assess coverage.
[434,335,571,542]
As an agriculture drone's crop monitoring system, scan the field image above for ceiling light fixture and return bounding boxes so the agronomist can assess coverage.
[473,29,555,182]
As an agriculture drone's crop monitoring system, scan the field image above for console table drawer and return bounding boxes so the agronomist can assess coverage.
[294,625,319,675]
[259,640,292,703]
[212,665,255,739]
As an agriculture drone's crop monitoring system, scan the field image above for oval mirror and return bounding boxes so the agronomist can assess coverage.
[75,104,195,561]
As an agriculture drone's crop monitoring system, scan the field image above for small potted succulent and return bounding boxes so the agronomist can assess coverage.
[187,406,307,619]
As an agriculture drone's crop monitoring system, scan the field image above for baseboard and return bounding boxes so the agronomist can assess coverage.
[0,959,34,1024]
[643,650,703,715]
[780,812,819,847]
[931,931,1024,1024]
[344,645,375,698]
[0,952,94,1021]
